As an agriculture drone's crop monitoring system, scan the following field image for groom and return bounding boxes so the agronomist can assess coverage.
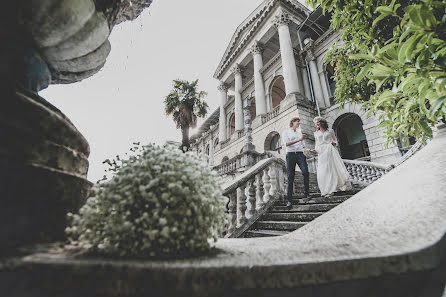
[282,117,310,208]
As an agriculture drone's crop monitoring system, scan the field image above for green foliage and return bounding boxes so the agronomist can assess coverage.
[66,144,226,258]
[308,0,446,142]
[164,79,208,149]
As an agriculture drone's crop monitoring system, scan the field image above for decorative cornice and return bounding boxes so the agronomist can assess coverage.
[273,9,291,28]
[250,42,263,55]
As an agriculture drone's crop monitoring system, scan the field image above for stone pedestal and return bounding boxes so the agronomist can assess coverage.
[0,87,92,251]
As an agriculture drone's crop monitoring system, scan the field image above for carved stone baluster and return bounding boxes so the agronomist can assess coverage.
[346,163,352,179]
[256,171,265,209]
[370,168,377,182]
[351,164,357,182]
[361,165,367,182]
[365,166,372,183]
[247,178,256,217]
[237,185,247,226]
[378,169,385,178]
[269,164,278,195]
[263,167,271,202]
[277,165,285,193]
[227,191,237,234]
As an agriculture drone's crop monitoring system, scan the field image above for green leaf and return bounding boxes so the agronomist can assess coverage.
[419,120,433,137]
[372,64,395,76]
[376,6,394,16]
[356,63,373,83]
[404,33,424,61]
[430,95,446,116]
[419,5,437,29]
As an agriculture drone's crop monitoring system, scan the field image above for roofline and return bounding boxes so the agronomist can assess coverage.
[213,0,310,80]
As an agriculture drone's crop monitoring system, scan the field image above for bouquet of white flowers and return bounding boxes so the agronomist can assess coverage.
[66,143,226,257]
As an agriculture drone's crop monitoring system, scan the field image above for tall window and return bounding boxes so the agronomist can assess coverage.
[205,144,210,156]
[250,97,256,120]
[229,114,235,135]
[214,138,219,149]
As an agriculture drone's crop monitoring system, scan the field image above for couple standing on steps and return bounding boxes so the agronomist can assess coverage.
[282,116,352,208]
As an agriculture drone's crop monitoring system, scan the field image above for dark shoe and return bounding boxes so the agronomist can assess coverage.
[286,201,292,208]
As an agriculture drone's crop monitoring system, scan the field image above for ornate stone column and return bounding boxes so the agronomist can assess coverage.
[306,48,326,108]
[250,42,267,116]
[319,70,332,107]
[218,82,228,142]
[242,99,255,152]
[273,10,301,95]
[232,64,244,131]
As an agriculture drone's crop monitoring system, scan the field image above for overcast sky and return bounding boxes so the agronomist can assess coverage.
[40,0,307,182]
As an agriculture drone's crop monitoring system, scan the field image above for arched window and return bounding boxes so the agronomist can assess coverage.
[270,134,281,151]
[205,144,210,156]
[214,138,219,149]
[333,113,369,160]
[229,114,235,136]
[250,97,256,120]
[270,76,286,109]
[264,131,282,154]
[221,156,229,164]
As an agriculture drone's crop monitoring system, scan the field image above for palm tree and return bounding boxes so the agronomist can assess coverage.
[164,79,208,152]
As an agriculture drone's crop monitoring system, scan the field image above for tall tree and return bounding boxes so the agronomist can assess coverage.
[164,79,208,151]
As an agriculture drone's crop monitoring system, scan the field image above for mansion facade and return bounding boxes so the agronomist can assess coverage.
[190,0,403,170]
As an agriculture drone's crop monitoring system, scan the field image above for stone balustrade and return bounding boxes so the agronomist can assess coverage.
[222,158,287,238]
[343,159,393,185]
[261,105,281,124]
[213,151,271,175]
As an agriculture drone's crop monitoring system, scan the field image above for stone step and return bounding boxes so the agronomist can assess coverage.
[271,203,338,213]
[252,221,306,231]
[275,195,352,205]
[262,212,324,221]
[242,229,289,238]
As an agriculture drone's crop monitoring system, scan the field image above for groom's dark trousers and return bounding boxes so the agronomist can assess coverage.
[286,151,309,202]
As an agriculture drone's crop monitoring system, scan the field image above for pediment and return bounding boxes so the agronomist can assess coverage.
[214,0,309,79]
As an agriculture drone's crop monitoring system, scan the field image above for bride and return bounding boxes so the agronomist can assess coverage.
[309,117,352,197]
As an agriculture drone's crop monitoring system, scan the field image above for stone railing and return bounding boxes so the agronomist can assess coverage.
[261,105,280,124]
[343,137,427,186]
[343,159,393,185]
[237,130,245,139]
[213,151,270,175]
[222,158,287,238]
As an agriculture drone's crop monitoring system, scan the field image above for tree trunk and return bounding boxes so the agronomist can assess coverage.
[181,126,190,152]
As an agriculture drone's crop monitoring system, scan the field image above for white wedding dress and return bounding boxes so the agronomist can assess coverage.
[314,129,352,196]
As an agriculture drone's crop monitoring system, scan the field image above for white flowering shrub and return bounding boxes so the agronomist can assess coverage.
[66,144,226,257]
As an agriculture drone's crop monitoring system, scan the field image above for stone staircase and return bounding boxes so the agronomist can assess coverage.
[242,193,354,237]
